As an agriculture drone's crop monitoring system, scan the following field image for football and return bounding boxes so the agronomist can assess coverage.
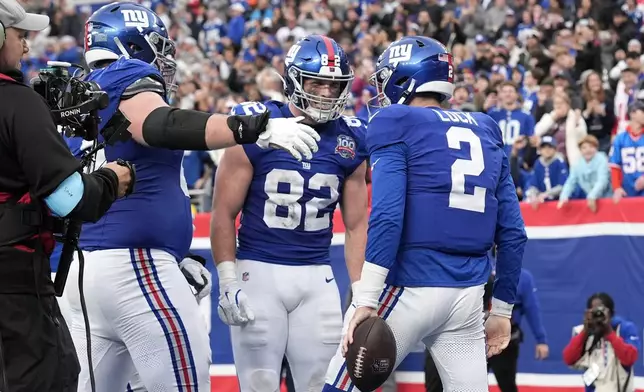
[346,317,397,392]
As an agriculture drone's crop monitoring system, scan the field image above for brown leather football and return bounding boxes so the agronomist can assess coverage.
[345,317,397,392]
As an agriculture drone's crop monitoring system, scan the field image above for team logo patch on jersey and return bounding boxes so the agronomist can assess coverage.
[335,135,356,159]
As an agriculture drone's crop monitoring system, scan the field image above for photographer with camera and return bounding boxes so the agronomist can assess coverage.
[0,1,134,391]
[563,292,639,392]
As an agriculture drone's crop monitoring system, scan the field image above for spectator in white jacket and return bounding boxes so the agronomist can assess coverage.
[533,92,587,168]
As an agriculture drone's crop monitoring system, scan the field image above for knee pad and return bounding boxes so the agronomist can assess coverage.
[249,369,280,392]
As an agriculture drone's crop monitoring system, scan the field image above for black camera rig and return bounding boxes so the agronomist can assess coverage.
[33,61,135,392]
[32,61,129,297]
[32,61,109,143]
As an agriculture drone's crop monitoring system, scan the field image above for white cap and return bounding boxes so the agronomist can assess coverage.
[0,0,49,32]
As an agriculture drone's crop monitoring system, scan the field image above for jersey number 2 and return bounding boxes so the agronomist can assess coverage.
[263,169,340,231]
[447,126,486,213]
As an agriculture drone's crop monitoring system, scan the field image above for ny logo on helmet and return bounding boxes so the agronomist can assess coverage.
[121,9,150,30]
[388,44,412,67]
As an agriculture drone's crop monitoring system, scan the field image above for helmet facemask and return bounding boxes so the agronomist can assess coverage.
[287,67,354,123]
[113,30,177,98]
[367,66,392,117]
[146,31,177,97]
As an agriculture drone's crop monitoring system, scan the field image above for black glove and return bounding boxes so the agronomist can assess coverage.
[116,158,136,196]
[184,253,207,267]
[227,111,270,144]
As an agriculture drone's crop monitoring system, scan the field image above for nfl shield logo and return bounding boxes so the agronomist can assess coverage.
[335,135,356,159]
[242,272,249,281]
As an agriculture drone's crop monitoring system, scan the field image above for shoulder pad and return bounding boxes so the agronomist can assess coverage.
[231,101,269,116]
[521,108,532,115]
[340,115,366,129]
[121,76,165,100]
[476,112,504,146]
[366,105,411,154]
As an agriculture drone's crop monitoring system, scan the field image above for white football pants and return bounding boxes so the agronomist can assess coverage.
[230,259,343,392]
[62,248,211,392]
[324,284,488,392]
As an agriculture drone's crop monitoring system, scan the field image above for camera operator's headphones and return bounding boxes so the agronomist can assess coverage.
[0,20,5,50]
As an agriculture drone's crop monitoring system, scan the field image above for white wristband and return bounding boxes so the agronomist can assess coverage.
[216,260,237,287]
[351,281,361,295]
[490,297,514,319]
[353,261,389,309]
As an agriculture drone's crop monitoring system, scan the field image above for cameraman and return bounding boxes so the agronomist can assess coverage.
[0,1,132,391]
[563,293,639,392]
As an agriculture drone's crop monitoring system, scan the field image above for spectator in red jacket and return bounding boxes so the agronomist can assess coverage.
[562,293,639,392]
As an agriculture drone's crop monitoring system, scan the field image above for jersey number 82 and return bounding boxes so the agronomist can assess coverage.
[263,169,340,231]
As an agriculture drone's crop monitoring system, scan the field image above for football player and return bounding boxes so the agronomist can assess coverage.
[59,2,318,390]
[211,35,369,392]
[323,36,527,392]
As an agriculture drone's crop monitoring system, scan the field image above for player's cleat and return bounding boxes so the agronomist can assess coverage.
[346,317,396,392]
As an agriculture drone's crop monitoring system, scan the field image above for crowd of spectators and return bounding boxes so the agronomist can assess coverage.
[19,0,644,212]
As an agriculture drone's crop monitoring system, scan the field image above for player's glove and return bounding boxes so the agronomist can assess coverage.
[227,112,320,161]
[216,261,255,326]
[258,116,320,161]
[179,254,212,302]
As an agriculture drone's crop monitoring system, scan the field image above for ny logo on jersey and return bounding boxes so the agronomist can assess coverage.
[285,45,301,66]
[388,44,413,67]
[335,135,356,159]
[121,9,150,30]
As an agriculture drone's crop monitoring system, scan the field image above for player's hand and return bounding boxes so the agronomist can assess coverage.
[104,161,133,198]
[342,306,378,357]
[535,343,549,360]
[217,283,254,326]
[257,116,321,161]
[179,255,212,302]
[484,314,511,358]
[612,187,627,204]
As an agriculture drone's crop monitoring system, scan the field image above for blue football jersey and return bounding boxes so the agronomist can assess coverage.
[78,58,193,261]
[232,101,367,265]
[529,156,568,199]
[609,130,644,197]
[487,108,535,156]
[365,105,525,304]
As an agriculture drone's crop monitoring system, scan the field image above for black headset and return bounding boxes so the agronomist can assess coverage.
[0,20,5,50]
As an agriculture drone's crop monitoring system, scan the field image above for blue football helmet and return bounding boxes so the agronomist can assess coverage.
[370,36,454,107]
[283,35,354,123]
[84,2,177,91]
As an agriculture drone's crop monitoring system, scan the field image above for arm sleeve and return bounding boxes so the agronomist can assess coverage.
[605,321,640,367]
[563,330,589,366]
[493,153,527,304]
[10,87,81,198]
[364,142,408,270]
[560,165,578,200]
[588,153,610,199]
[521,270,548,344]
